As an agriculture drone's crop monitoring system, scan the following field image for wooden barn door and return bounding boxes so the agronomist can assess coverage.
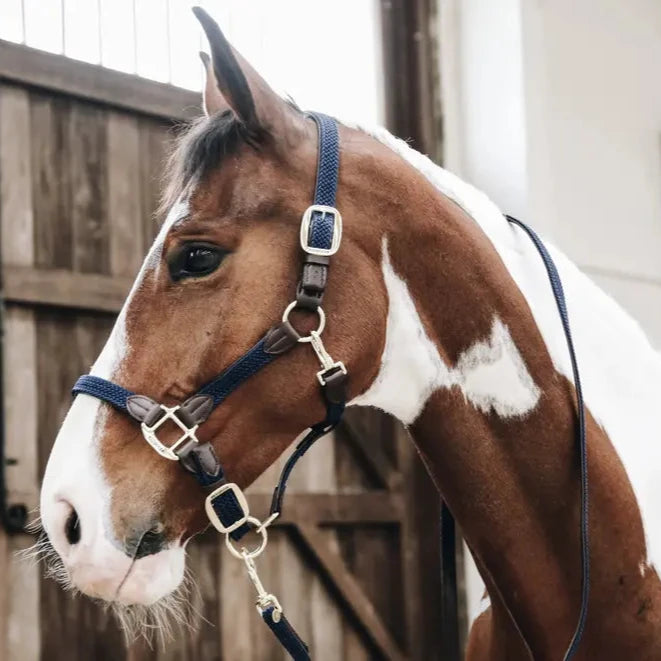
[0,40,444,661]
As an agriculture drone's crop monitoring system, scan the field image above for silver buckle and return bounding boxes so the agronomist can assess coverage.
[205,483,250,534]
[140,405,200,461]
[300,204,342,256]
[309,330,348,384]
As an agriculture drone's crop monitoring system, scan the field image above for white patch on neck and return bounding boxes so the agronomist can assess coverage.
[350,239,540,424]
[341,117,661,612]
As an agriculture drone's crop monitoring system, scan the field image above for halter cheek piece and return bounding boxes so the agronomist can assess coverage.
[73,112,344,661]
[71,114,591,661]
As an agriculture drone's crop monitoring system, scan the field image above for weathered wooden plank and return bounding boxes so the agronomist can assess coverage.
[299,430,343,661]
[0,82,41,661]
[296,524,408,661]
[1,85,35,263]
[69,103,110,275]
[139,119,173,250]
[339,411,401,489]
[247,492,403,525]
[30,90,72,270]
[0,532,7,660]
[107,112,143,278]
[3,265,131,313]
[0,40,200,122]
[220,532,255,660]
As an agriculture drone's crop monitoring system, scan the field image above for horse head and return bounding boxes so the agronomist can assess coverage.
[39,7,390,617]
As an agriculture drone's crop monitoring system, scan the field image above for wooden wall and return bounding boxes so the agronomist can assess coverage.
[0,41,443,660]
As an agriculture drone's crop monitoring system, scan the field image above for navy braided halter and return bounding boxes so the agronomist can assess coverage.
[73,112,344,661]
[72,111,591,661]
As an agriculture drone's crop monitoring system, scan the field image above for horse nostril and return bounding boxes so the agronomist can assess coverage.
[134,523,167,559]
[64,508,81,545]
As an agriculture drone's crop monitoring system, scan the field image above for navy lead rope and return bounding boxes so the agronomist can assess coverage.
[506,215,589,660]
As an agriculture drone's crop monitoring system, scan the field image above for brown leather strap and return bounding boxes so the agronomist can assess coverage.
[296,254,330,311]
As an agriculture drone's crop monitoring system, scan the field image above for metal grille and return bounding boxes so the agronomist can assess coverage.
[0,0,206,89]
[0,0,385,126]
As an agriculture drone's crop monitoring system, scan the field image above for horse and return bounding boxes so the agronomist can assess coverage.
[36,6,661,659]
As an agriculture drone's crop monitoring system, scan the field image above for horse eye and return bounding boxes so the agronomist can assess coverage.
[169,243,226,281]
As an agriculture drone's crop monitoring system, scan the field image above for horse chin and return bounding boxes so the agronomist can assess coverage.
[112,547,186,606]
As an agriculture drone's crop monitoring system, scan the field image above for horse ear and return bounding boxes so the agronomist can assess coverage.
[193,6,300,137]
[199,51,225,117]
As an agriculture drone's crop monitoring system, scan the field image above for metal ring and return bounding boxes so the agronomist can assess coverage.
[225,516,269,559]
[281,301,326,343]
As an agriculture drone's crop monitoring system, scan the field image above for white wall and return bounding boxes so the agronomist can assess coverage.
[442,0,661,346]
[441,0,661,627]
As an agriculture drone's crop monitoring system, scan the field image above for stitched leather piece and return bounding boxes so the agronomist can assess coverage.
[179,394,214,426]
[126,395,160,422]
[261,607,310,660]
[301,262,327,292]
[320,368,347,405]
[178,441,222,484]
[295,286,323,311]
[264,322,300,355]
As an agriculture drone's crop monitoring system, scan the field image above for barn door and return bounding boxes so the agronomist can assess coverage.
[0,81,445,661]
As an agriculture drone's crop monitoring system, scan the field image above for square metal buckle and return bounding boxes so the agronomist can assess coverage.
[140,405,199,461]
[205,483,250,534]
[300,204,342,256]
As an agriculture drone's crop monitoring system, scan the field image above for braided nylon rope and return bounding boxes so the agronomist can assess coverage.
[72,375,134,412]
[309,112,339,207]
[308,210,335,249]
[198,338,277,406]
[507,215,589,661]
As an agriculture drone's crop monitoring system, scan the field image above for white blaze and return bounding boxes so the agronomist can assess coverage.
[39,196,191,605]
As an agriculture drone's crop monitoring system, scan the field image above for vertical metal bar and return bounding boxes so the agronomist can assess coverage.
[97,0,103,65]
[132,0,138,75]
[61,0,67,55]
[165,0,172,85]
[59,0,65,53]
[20,0,26,44]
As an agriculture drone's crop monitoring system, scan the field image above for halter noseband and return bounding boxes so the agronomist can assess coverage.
[72,112,344,660]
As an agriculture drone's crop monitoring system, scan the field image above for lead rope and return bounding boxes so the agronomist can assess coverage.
[506,215,589,660]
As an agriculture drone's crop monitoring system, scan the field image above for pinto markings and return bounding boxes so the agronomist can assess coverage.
[350,239,541,423]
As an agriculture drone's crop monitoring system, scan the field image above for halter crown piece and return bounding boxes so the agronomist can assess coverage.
[73,112,345,661]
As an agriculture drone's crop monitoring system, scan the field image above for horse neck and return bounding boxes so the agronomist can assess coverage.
[352,175,652,654]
